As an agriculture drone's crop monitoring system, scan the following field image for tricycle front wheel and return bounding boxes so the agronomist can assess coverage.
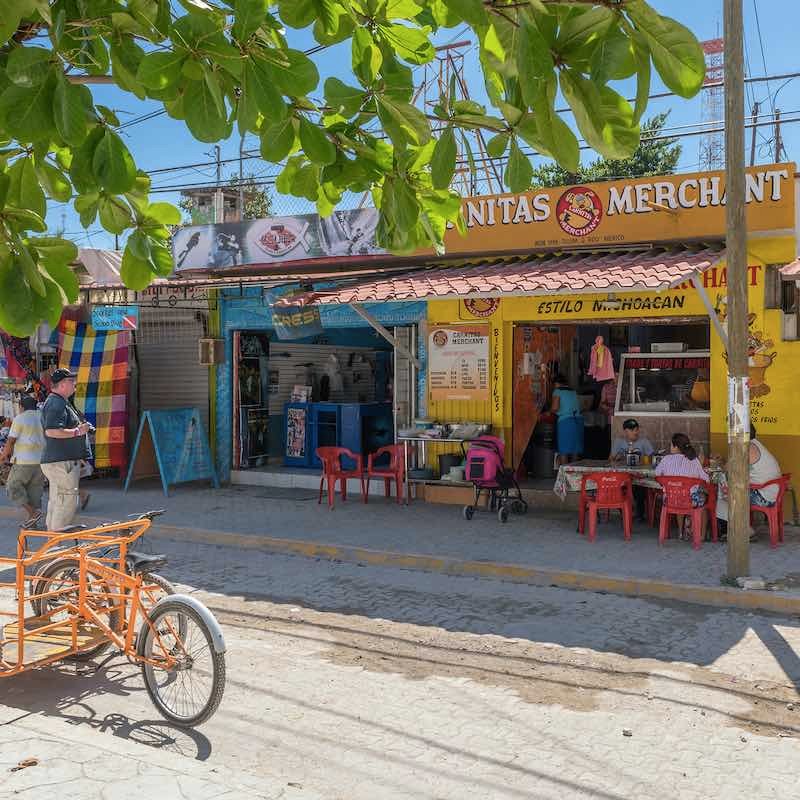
[140,599,226,727]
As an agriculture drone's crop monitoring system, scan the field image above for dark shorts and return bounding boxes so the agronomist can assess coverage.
[750,488,775,507]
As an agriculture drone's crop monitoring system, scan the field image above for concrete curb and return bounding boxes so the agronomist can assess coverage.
[3,506,799,616]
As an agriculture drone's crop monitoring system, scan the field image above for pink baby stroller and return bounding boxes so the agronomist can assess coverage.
[461,435,528,523]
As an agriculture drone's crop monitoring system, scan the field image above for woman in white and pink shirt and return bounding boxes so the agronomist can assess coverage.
[655,433,709,507]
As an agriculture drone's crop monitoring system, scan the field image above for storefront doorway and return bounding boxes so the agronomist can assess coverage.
[231,325,415,475]
[513,318,711,481]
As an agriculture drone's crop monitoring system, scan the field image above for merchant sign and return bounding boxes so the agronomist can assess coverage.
[172,164,795,272]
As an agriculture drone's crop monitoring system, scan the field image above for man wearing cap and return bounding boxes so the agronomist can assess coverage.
[0,395,45,527]
[40,368,91,531]
[610,418,655,521]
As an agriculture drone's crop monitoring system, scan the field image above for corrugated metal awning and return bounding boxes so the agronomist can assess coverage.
[279,246,725,306]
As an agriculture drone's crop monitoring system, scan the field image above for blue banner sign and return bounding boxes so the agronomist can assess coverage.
[92,305,139,331]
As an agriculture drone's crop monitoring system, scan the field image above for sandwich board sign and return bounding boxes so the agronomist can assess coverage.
[125,407,219,496]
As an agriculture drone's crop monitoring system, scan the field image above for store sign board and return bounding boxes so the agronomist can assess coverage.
[172,164,794,273]
[91,305,139,331]
[172,208,383,272]
[446,163,795,255]
[429,324,490,402]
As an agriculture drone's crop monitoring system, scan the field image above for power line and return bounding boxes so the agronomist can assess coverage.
[752,0,776,121]
[141,114,800,195]
[138,70,800,181]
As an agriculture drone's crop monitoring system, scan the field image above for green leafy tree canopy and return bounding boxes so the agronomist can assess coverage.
[0,0,705,335]
[530,112,682,186]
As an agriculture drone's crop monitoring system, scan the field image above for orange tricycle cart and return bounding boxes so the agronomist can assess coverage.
[0,511,226,727]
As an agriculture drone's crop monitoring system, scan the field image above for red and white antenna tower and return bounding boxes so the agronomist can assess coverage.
[698,38,725,171]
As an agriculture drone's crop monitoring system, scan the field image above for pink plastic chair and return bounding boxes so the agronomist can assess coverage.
[367,445,405,504]
[656,476,716,550]
[316,447,365,510]
[578,473,633,543]
[750,473,791,548]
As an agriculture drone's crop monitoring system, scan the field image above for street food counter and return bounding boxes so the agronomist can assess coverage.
[612,351,711,453]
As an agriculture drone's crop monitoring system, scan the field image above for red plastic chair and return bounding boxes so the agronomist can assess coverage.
[578,473,633,543]
[750,473,791,548]
[367,444,405,504]
[316,447,365,510]
[656,476,716,550]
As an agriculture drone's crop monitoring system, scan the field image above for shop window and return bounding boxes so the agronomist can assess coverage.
[781,280,800,341]
[764,266,783,309]
[616,353,711,416]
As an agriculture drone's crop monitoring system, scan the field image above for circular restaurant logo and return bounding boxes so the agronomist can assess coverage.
[463,298,500,318]
[556,187,603,237]
[432,330,449,347]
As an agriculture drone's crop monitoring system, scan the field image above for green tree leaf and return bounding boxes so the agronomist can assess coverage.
[298,116,337,165]
[232,0,269,41]
[625,0,705,98]
[352,28,382,86]
[7,156,46,220]
[136,50,186,91]
[630,28,651,124]
[121,246,153,291]
[18,245,46,297]
[555,6,615,59]
[324,78,364,118]
[127,229,152,261]
[430,125,456,189]
[261,49,319,97]
[145,201,182,225]
[517,16,554,109]
[0,80,56,142]
[560,69,639,160]
[92,130,137,194]
[53,79,91,146]
[380,23,434,65]
[590,27,637,83]
[183,77,231,142]
[74,192,100,227]
[35,161,72,202]
[505,139,532,193]
[486,133,509,158]
[7,46,52,87]
[0,259,34,336]
[261,117,297,162]
[98,194,134,234]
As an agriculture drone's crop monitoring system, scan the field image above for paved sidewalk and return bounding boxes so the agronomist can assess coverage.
[2,478,799,595]
[0,703,322,799]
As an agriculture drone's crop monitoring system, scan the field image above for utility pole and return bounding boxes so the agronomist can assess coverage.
[749,100,760,166]
[724,0,750,578]
[238,133,245,222]
[774,109,784,163]
[213,144,223,224]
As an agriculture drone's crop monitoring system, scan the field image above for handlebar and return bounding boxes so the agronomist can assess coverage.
[127,509,167,521]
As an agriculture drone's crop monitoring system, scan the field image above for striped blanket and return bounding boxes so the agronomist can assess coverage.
[59,320,130,469]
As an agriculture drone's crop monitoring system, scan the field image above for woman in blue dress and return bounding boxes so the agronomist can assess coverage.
[551,374,584,465]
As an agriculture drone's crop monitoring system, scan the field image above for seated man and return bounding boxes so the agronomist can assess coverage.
[609,418,655,463]
[717,422,782,540]
[609,419,655,521]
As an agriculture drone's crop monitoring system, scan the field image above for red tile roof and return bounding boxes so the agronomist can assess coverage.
[281,247,725,306]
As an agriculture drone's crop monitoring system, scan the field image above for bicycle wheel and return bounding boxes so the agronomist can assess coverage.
[137,573,187,640]
[29,557,120,660]
[139,599,226,727]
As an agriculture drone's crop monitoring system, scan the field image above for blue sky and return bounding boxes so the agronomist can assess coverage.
[59,0,798,250]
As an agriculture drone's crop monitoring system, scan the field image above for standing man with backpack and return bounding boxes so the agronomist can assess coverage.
[40,368,91,531]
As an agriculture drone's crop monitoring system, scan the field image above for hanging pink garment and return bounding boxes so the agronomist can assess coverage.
[588,339,615,382]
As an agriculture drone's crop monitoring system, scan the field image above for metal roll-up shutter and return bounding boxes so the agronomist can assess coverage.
[135,308,210,432]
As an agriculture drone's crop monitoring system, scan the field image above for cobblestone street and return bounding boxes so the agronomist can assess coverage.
[3,523,800,799]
